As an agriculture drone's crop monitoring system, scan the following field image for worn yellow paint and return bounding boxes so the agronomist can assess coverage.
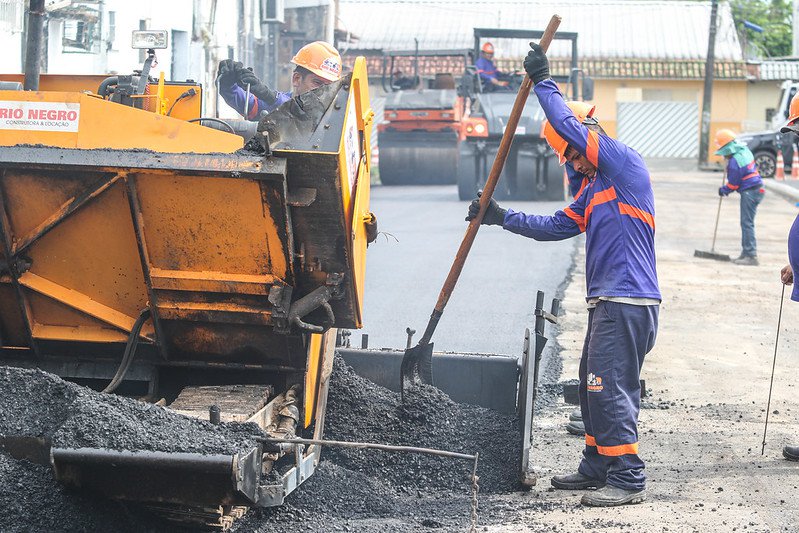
[338,57,372,327]
[0,91,240,153]
[304,333,324,427]
[0,74,203,121]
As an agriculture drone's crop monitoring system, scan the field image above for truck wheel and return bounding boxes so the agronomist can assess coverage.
[458,147,480,200]
[754,150,776,179]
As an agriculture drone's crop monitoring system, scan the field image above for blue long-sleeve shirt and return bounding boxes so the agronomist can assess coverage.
[475,57,499,84]
[502,79,661,301]
[219,81,290,121]
[790,214,799,302]
[720,145,763,196]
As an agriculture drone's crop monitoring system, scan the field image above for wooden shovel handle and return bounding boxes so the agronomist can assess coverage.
[426,15,562,328]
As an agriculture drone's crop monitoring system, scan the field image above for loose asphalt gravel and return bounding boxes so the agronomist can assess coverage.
[0,356,529,532]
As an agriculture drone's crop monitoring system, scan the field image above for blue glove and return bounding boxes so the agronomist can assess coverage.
[718,187,729,197]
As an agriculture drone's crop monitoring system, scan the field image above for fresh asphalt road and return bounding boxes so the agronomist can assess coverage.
[357,184,577,357]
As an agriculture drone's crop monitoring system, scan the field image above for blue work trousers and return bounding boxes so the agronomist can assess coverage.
[740,187,764,258]
[577,301,659,491]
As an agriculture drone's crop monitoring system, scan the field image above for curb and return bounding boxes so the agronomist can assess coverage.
[764,179,799,204]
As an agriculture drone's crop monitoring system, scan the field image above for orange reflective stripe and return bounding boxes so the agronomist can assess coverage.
[597,442,639,456]
[563,207,586,232]
[726,183,740,190]
[585,434,596,447]
[584,186,617,224]
[618,202,655,229]
[741,172,759,181]
[574,177,588,200]
[586,130,600,167]
[247,97,260,120]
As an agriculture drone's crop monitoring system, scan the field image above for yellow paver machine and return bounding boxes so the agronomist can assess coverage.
[0,35,375,527]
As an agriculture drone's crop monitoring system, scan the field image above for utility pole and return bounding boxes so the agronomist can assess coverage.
[23,0,45,90]
[698,0,718,167]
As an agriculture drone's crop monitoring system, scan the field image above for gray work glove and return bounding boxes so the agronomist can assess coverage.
[465,191,507,226]
[237,68,279,105]
[217,59,244,87]
[523,42,550,84]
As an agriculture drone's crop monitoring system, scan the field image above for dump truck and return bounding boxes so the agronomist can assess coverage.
[457,28,592,201]
[377,49,471,185]
[0,30,375,529]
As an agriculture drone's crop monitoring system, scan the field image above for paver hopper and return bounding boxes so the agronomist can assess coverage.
[0,48,376,527]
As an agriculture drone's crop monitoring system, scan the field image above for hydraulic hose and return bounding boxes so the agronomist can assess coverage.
[97,76,119,98]
[188,117,236,134]
[102,308,151,394]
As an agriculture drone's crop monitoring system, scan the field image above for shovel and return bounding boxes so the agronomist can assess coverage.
[399,14,563,398]
[694,171,731,261]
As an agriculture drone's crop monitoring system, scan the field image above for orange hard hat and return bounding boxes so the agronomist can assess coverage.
[782,94,799,132]
[291,41,342,82]
[541,101,597,165]
[481,42,495,54]
[714,128,736,149]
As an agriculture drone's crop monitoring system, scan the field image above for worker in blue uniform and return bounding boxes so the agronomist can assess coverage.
[778,94,799,462]
[475,42,511,92]
[216,41,342,121]
[715,129,765,266]
[466,42,660,507]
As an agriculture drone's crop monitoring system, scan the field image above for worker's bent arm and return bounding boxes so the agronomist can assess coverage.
[534,79,627,178]
[219,82,287,121]
[502,205,585,241]
[722,155,759,195]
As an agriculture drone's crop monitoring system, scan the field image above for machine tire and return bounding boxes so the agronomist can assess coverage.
[754,150,776,179]
[458,144,480,200]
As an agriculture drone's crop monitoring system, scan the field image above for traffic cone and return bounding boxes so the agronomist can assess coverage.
[792,150,799,180]
[776,149,785,181]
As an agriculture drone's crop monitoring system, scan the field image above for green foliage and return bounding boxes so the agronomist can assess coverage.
[729,0,792,58]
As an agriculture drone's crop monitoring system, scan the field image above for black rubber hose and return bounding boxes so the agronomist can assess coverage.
[97,76,119,97]
[102,308,151,394]
[187,117,235,134]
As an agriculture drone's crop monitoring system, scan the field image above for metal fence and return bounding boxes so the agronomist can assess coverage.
[616,101,699,158]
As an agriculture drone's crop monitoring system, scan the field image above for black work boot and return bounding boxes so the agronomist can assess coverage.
[783,445,799,461]
[581,485,646,507]
[569,408,582,422]
[565,420,585,436]
[551,472,605,490]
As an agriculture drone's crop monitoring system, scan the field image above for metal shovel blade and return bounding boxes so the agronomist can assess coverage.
[400,342,434,398]
[694,249,731,262]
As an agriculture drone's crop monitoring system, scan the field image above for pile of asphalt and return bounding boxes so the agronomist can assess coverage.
[0,366,262,455]
[0,450,164,533]
[0,357,523,532]
[234,355,523,531]
[323,356,522,494]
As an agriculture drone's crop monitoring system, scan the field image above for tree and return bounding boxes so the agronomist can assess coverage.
[729,0,792,58]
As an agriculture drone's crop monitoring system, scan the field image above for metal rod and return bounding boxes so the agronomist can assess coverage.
[244,83,251,119]
[258,436,477,461]
[761,283,786,455]
[23,0,45,91]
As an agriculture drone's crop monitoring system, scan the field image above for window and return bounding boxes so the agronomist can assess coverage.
[49,1,101,54]
[0,0,23,33]
[106,10,115,51]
